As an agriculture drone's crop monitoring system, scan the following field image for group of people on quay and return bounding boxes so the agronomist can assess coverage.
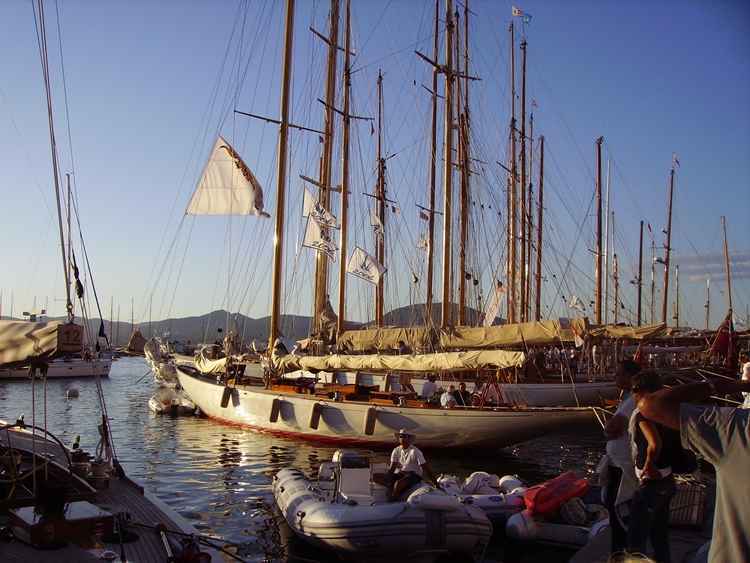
[600,353,750,562]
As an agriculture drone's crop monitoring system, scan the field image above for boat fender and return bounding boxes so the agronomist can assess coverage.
[220,386,232,408]
[309,402,323,429]
[498,475,524,493]
[407,486,461,512]
[589,517,609,539]
[363,406,377,435]
[270,397,282,423]
[463,471,500,494]
[505,509,539,541]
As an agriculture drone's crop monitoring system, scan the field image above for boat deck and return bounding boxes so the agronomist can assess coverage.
[1,426,220,562]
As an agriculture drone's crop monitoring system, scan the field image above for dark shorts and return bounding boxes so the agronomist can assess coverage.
[393,471,422,490]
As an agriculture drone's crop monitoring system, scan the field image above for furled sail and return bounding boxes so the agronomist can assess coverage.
[481,281,506,327]
[0,320,82,368]
[275,349,526,374]
[346,246,385,284]
[186,136,270,217]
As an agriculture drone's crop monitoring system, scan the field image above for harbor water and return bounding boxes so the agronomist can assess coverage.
[0,357,606,561]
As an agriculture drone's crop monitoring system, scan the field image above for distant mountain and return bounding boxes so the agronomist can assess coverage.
[11,302,502,348]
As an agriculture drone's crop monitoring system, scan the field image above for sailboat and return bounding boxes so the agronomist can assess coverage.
[176,0,598,449]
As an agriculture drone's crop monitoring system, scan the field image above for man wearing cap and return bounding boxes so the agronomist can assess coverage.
[381,429,438,501]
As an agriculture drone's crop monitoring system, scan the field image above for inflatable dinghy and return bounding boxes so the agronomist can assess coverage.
[273,450,491,561]
[505,472,607,547]
[149,387,197,416]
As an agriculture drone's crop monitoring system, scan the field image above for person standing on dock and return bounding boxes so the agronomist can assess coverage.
[602,359,641,555]
[627,372,679,563]
[637,377,750,563]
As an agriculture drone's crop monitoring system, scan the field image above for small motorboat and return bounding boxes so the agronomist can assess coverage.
[273,450,492,562]
[148,387,197,416]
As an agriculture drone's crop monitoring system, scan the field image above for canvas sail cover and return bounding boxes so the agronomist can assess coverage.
[588,323,667,341]
[127,329,147,353]
[439,318,590,350]
[275,349,525,374]
[346,246,385,285]
[186,136,270,217]
[0,320,82,368]
[337,326,435,353]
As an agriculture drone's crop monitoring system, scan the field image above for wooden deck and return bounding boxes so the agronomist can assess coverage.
[1,425,221,562]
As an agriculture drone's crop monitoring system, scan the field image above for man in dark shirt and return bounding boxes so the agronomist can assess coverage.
[453,382,473,407]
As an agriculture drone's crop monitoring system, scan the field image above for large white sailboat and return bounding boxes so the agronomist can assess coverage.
[176,0,602,448]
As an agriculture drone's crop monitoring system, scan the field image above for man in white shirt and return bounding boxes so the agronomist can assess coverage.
[421,375,438,400]
[440,385,457,408]
[739,352,750,409]
[383,429,437,501]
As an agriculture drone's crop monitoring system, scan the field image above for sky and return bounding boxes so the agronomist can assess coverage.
[1,0,748,331]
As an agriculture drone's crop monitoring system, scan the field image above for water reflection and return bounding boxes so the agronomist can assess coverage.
[0,357,605,561]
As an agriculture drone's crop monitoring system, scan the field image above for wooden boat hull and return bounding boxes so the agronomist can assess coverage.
[176,367,595,448]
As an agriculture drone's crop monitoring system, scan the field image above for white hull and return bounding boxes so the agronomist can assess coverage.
[0,357,111,380]
[177,366,595,448]
[316,372,618,407]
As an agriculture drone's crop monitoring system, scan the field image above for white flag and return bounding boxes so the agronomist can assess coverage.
[512,6,523,17]
[302,217,337,261]
[186,136,269,217]
[346,246,385,285]
[302,187,338,229]
[568,295,586,313]
[482,281,505,327]
[371,211,384,240]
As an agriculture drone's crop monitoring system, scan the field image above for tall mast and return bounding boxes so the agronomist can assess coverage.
[66,173,72,314]
[375,70,386,326]
[661,165,675,324]
[109,296,114,348]
[704,277,710,330]
[613,253,619,324]
[313,0,340,333]
[130,296,134,334]
[650,239,656,324]
[519,38,527,322]
[603,159,611,324]
[268,0,295,350]
[673,265,679,327]
[526,112,534,321]
[637,219,644,326]
[610,210,615,319]
[721,215,733,314]
[425,0,440,325]
[534,135,544,321]
[457,9,467,325]
[440,0,455,328]
[507,21,517,324]
[594,136,604,325]
[116,304,120,346]
[336,0,352,336]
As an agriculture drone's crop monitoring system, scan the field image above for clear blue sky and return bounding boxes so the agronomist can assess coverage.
[1,0,748,330]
